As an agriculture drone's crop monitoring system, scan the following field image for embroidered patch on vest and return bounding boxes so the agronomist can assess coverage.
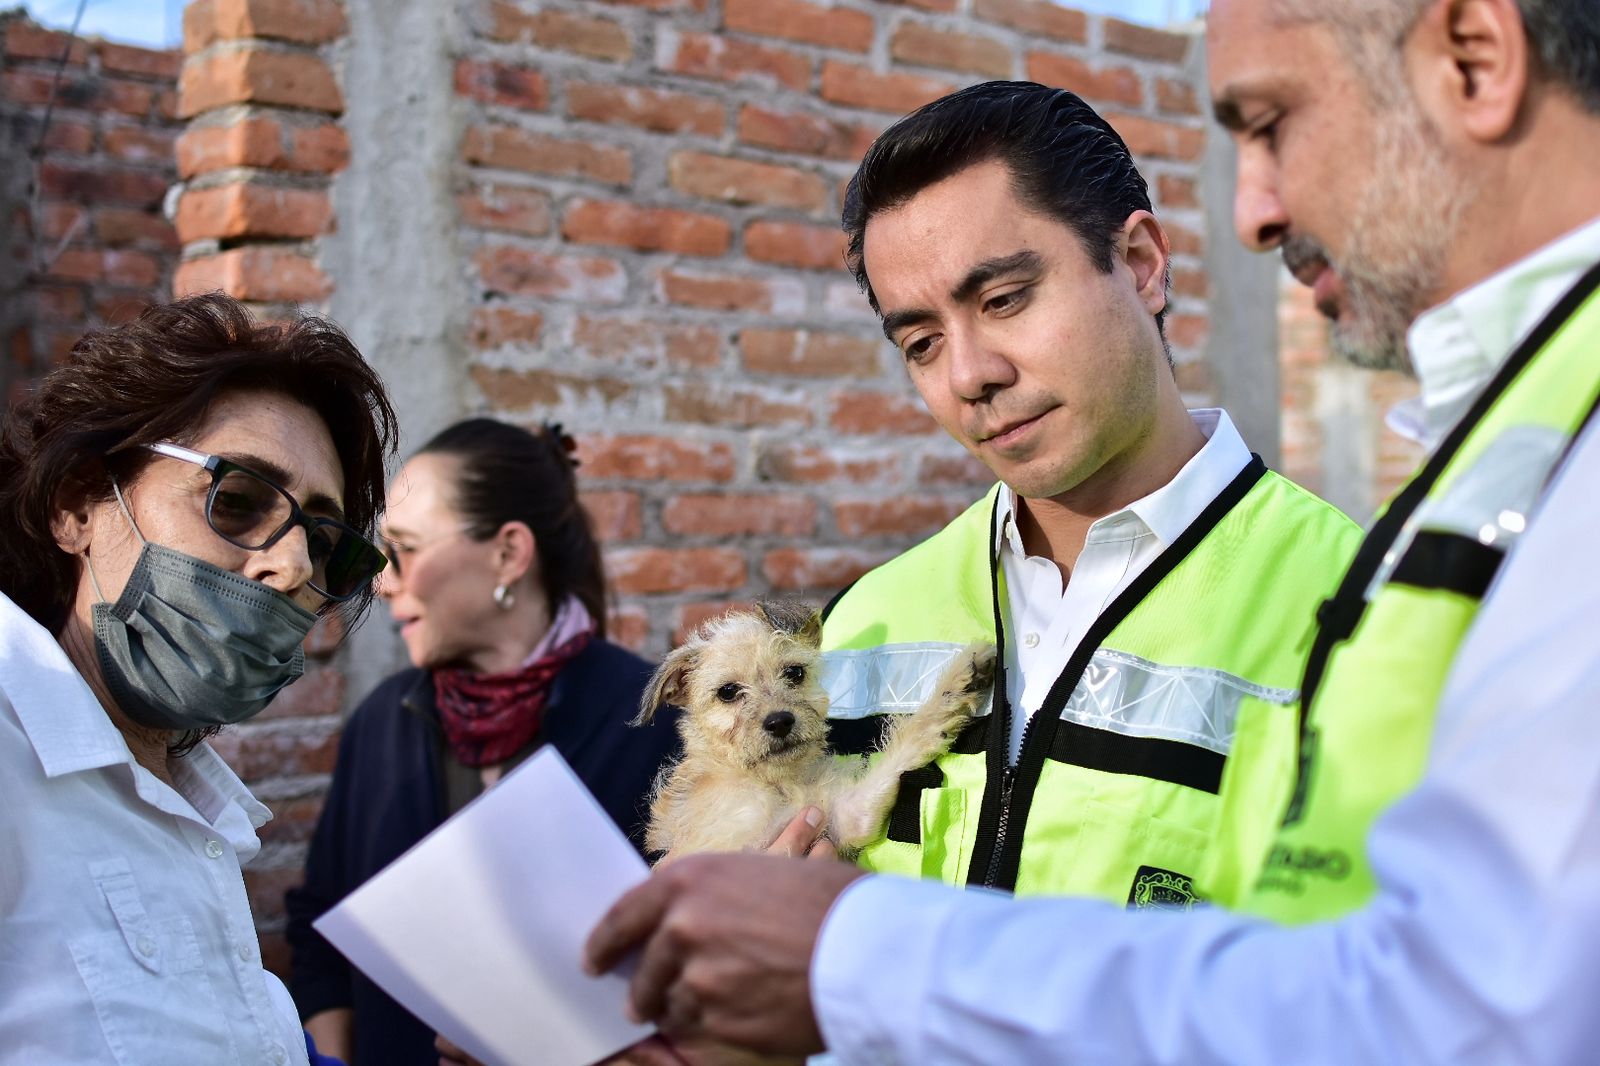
[1127,865,1197,909]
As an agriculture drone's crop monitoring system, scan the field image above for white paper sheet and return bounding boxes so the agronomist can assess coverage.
[314,747,654,1066]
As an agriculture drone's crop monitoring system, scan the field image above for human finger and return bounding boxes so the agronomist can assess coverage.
[766,807,825,858]
[803,835,840,863]
[586,874,675,976]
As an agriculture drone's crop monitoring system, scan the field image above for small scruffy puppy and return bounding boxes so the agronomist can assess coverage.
[635,601,995,860]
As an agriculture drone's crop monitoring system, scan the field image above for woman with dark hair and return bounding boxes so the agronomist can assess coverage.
[0,293,396,1066]
[286,418,679,1066]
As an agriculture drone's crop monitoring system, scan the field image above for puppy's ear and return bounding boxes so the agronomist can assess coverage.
[634,642,698,725]
[757,599,822,648]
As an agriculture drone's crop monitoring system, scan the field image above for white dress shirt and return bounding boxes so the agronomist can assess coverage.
[811,219,1600,1064]
[0,592,310,1066]
[997,408,1252,760]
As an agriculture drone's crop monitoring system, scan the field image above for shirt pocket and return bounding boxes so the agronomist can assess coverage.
[68,858,230,1065]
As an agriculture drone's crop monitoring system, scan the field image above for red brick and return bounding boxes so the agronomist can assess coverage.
[476,245,627,303]
[830,390,939,435]
[675,601,753,645]
[457,184,553,237]
[1165,220,1202,256]
[209,721,340,779]
[663,493,817,536]
[480,2,631,61]
[39,203,87,242]
[757,443,901,484]
[656,268,805,315]
[94,208,179,250]
[99,42,184,79]
[43,249,106,283]
[973,0,1086,42]
[668,151,829,215]
[1108,113,1206,162]
[567,82,724,136]
[177,118,279,177]
[1103,18,1192,63]
[469,305,545,348]
[290,122,350,172]
[1,70,163,118]
[1157,174,1199,210]
[39,119,93,155]
[102,126,178,165]
[889,22,1011,78]
[819,61,955,114]
[254,667,346,720]
[610,547,747,595]
[40,162,167,207]
[184,0,348,49]
[659,30,811,93]
[562,199,731,257]
[762,547,891,591]
[882,0,957,10]
[1166,313,1208,350]
[723,0,874,53]
[1173,357,1214,395]
[175,184,333,242]
[454,58,548,112]
[745,221,847,271]
[578,434,736,482]
[918,452,992,485]
[835,496,964,537]
[469,366,630,410]
[1025,53,1143,108]
[304,612,347,657]
[1157,77,1201,117]
[595,0,707,9]
[173,247,332,303]
[580,490,643,542]
[737,104,879,161]
[93,294,160,325]
[572,315,722,369]
[4,21,89,63]
[739,329,881,377]
[33,284,87,321]
[180,49,344,117]
[606,605,651,653]
[102,77,162,117]
[664,383,814,429]
[462,124,630,186]
[1172,267,1208,299]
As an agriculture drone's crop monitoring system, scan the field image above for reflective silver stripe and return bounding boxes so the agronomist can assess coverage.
[822,643,993,719]
[1063,647,1295,755]
[1368,424,1566,598]
[823,644,1292,755]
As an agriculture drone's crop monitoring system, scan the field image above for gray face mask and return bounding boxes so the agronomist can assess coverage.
[88,482,318,733]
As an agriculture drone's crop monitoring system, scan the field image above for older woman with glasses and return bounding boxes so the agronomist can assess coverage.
[286,417,680,1066]
[0,293,395,1066]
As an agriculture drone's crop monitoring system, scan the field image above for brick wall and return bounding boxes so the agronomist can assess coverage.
[0,15,182,406]
[1278,272,1422,520]
[452,0,1212,651]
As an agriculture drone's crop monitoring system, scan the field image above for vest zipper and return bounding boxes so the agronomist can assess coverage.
[981,763,1018,887]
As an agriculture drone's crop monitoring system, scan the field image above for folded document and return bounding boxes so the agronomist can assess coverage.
[315,748,654,1066]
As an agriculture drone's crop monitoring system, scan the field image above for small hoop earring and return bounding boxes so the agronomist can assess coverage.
[493,584,515,611]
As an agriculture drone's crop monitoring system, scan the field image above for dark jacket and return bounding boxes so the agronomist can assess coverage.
[284,638,678,1066]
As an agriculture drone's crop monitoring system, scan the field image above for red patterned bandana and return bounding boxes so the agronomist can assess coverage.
[432,627,593,768]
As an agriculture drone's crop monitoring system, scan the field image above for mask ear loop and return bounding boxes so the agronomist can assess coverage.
[85,474,150,604]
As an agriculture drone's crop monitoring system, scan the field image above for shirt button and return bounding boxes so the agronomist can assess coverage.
[204,839,224,859]
[270,1045,287,1065]
[136,936,156,957]
[1022,632,1040,648]
[237,942,255,962]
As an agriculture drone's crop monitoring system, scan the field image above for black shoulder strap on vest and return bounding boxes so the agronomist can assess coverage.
[967,455,1269,892]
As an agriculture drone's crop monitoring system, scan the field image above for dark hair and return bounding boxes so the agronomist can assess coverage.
[0,292,398,635]
[1507,0,1599,111]
[842,80,1165,326]
[415,418,608,639]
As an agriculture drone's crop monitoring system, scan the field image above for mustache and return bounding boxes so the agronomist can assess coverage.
[1280,234,1331,286]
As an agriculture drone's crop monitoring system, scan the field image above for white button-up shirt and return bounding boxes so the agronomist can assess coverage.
[812,217,1600,1064]
[995,408,1252,760]
[0,591,309,1065]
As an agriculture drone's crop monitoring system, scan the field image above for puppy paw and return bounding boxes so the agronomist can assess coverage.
[943,642,997,699]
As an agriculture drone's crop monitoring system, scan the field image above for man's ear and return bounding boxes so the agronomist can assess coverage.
[1121,211,1171,319]
[1409,0,1529,143]
[635,642,698,725]
[492,520,538,587]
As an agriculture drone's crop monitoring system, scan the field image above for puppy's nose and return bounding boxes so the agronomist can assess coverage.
[763,711,795,739]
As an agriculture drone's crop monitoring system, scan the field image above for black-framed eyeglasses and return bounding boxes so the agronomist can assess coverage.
[143,442,388,602]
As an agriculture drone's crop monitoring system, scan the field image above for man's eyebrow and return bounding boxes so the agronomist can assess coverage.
[220,452,346,520]
[951,250,1044,304]
[1212,94,1247,131]
[881,306,934,342]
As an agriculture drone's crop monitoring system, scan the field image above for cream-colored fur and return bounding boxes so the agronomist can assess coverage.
[636,601,995,860]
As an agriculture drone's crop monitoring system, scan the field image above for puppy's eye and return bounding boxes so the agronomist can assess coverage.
[781,664,806,686]
[715,682,742,703]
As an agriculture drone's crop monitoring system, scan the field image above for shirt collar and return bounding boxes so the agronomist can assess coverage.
[1397,214,1600,448]
[1,591,272,849]
[994,407,1253,559]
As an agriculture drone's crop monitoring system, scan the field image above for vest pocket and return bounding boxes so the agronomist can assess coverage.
[916,786,969,886]
[68,860,226,1065]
